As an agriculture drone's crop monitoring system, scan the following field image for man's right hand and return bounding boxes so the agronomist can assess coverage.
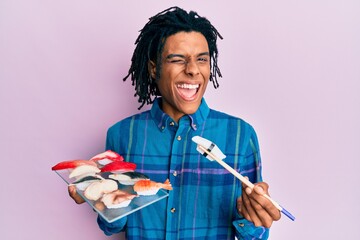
[68,185,85,204]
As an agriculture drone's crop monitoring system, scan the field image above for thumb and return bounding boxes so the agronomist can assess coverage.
[254,185,264,194]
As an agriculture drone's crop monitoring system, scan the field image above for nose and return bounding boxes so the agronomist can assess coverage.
[185,60,200,77]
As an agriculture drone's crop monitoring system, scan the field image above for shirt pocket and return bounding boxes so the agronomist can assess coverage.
[186,168,239,219]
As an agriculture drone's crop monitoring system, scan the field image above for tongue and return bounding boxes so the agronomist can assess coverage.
[178,88,197,99]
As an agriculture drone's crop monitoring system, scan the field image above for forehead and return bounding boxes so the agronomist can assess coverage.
[162,31,209,55]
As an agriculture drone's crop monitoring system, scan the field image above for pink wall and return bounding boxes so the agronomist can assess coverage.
[1,1,359,239]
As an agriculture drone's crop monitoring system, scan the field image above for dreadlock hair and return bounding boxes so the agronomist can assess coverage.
[123,6,223,109]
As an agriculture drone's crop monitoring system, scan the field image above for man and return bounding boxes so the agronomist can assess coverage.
[69,6,280,239]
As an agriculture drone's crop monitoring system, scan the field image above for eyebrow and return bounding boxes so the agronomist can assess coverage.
[166,52,210,59]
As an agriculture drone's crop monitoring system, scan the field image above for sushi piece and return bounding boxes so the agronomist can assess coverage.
[100,161,137,173]
[109,172,149,185]
[68,165,101,180]
[90,150,124,166]
[84,179,118,201]
[133,179,172,196]
[101,190,138,209]
[71,175,103,191]
[51,159,97,171]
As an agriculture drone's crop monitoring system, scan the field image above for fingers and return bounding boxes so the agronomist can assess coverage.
[237,192,250,220]
[68,185,85,204]
[243,187,263,226]
[246,187,276,227]
[237,180,281,228]
[252,183,282,222]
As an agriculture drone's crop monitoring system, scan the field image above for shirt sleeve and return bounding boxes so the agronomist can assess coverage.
[233,213,269,239]
[232,123,269,239]
[97,215,127,236]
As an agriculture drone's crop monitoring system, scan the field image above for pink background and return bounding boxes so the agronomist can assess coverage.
[1,0,359,239]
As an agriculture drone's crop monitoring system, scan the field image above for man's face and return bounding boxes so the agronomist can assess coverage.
[150,31,211,122]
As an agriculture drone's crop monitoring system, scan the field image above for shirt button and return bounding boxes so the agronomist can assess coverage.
[177,136,181,141]
[170,208,176,213]
[161,126,165,130]
[170,122,175,126]
[173,171,177,177]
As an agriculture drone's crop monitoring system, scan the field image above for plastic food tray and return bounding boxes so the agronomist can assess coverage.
[55,170,169,223]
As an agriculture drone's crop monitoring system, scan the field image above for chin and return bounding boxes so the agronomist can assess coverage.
[181,103,200,115]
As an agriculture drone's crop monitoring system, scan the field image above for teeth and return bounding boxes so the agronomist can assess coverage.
[177,84,199,89]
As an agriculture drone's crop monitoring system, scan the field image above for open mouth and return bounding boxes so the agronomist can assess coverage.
[176,83,200,100]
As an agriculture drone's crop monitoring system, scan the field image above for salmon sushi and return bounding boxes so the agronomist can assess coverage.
[133,179,172,196]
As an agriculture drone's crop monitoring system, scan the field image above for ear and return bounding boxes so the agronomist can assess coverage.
[148,61,156,79]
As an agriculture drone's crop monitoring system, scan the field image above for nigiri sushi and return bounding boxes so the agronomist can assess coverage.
[69,164,101,180]
[133,179,172,196]
[84,179,118,201]
[90,150,124,166]
[100,161,137,173]
[101,189,138,209]
[109,172,149,185]
[51,159,97,171]
[71,175,103,191]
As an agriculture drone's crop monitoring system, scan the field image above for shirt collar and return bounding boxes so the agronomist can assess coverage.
[150,97,210,132]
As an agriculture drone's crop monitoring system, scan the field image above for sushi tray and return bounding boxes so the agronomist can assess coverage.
[55,169,169,223]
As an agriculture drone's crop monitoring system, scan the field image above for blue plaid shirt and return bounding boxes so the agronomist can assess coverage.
[97,98,269,239]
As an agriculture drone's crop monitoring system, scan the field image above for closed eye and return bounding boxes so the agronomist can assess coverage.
[197,57,209,63]
[169,59,186,64]
[166,54,186,64]
[197,52,210,64]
